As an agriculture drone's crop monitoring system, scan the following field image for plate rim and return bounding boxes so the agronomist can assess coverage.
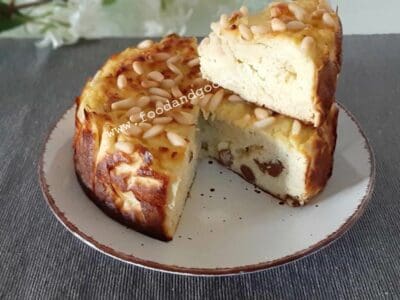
[38,102,376,276]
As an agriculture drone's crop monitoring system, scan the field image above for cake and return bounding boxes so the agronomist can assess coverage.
[198,0,342,127]
[74,34,338,241]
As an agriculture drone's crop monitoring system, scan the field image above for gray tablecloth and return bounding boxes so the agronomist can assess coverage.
[0,35,399,299]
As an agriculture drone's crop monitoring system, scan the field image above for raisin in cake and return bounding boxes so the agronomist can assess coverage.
[74,35,338,241]
[198,0,342,127]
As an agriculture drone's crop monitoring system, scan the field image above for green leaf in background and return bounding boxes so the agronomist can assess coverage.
[102,0,117,6]
[0,2,31,33]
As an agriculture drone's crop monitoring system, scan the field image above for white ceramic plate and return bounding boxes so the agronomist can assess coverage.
[39,103,374,276]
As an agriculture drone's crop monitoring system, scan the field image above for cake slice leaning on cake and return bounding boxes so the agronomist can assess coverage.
[198,0,342,127]
[74,34,338,241]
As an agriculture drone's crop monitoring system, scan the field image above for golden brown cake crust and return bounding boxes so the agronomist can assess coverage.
[73,34,200,241]
[314,18,342,126]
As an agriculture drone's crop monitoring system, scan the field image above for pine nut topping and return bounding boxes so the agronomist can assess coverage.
[161,79,175,88]
[167,62,182,75]
[141,80,159,88]
[187,57,200,68]
[311,9,326,19]
[115,141,134,154]
[270,7,281,18]
[153,116,173,124]
[137,96,151,107]
[208,89,224,112]
[174,74,184,83]
[228,94,242,102]
[322,12,335,27]
[167,55,181,65]
[238,24,253,40]
[117,74,127,89]
[125,106,141,116]
[239,6,249,16]
[291,120,302,135]
[124,125,143,137]
[170,86,183,98]
[150,95,170,103]
[287,20,306,31]
[172,111,195,125]
[142,125,165,139]
[132,61,144,75]
[271,18,287,32]
[138,122,152,129]
[111,98,136,111]
[152,52,171,61]
[250,25,270,35]
[199,94,212,107]
[300,36,315,53]
[149,87,171,98]
[166,131,187,147]
[137,39,154,49]
[147,71,164,82]
[129,113,142,123]
[220,14,229,28]
[253,117,276,128]
[288,3,306,21]
[254,107,271,120]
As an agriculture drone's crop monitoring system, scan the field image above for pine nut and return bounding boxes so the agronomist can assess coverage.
[254,107,271,120]
[167,55,181,65]
[291,120,302,135]
[228,94,242,102]
[322,12,335,27]
[149,87,171,98]
[115,141,134,154]
[117,74,127,89]
[129,113,143,123]
[153,116,173,124]
[287,20,306,31]
[300,36,315,53]
[250,25,270,35]
[172,111,195,125]
[137,39,154,49]
[166,131,187,147]
[253,117,275,128]
[270,7,281,18]
[136,96,151,107]
[271,18,287,32]
[167,62,182,75]
[239,5,249,16]
[125,106,141,116]
[174,74,183,83]
[208,89,224,112]
[142,124,165,139]
[138,122,152,130]
[152,52,171,61]
[311,9,326,19]
[288,3,306,21]
[150,95,169,103]
[132,61,144,75]
[220,14,229,28]
[239,24,253,40]
[187,57,200,68]
[141,80,159,88]
[124,125,143,137]
[147,71,164,82]
[161,79,175,88]
[111,98,135,110]
[171,86,183,98]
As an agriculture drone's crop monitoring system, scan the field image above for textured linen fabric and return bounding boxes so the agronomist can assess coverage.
[0,35,399,299]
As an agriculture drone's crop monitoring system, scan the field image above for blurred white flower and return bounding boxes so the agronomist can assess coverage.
[22,0,104,48]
